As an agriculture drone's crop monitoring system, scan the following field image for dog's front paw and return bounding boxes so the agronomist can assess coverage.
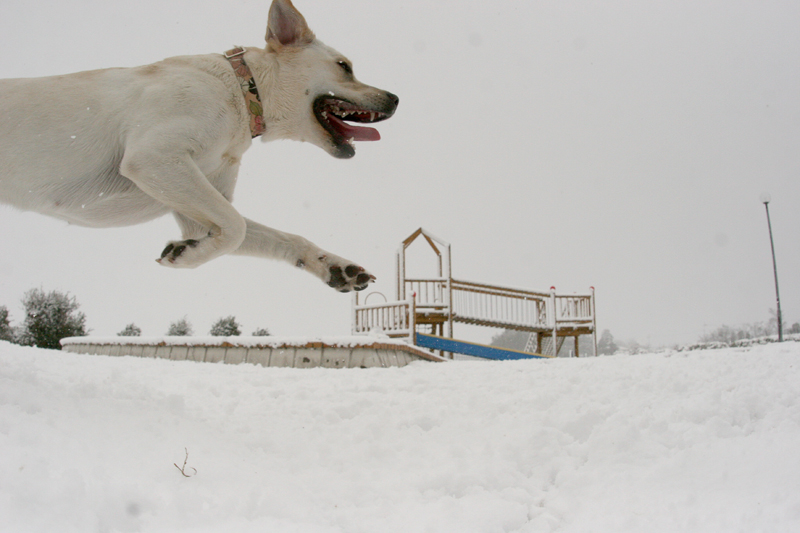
[305,254,375,292]
[156,239,200,267]
[327,264,376,292]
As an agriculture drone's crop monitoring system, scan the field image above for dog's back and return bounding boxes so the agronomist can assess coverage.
[0,56,239,227]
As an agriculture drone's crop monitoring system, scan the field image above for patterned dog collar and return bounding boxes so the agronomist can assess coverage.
[224,47,266,138]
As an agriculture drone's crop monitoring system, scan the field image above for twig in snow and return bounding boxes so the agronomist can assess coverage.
[174,447,197,478]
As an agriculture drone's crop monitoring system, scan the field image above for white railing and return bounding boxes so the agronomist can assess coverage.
[450,279,551,329]
[403,278,448,309]
[352,299,415,339]
[399,278,595,332]
[554,293,594,326]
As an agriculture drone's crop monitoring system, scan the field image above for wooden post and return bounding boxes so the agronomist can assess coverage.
[591,286,597,357]
[409,296,416,345]
[447,243,453,342]
[351,292,358,335]
[550,287,558,357]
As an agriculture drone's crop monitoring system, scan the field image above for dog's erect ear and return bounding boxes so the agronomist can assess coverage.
[266,0,315,50]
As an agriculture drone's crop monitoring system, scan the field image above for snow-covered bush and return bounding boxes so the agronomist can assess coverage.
[166,317,193,336]
[251,327,271,336]
[117,323,142,336]
[16,288,88,350]
[699,323,773,345]
[0,306,14,342]
[209,316,241,336]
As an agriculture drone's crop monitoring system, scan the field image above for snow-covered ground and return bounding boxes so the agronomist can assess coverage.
[2,340,799,533]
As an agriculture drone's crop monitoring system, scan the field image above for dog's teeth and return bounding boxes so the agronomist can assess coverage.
[370,112,376,121]
[321,111,327,119]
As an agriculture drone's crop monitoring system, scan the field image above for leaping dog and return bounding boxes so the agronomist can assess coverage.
[0,0,397,292]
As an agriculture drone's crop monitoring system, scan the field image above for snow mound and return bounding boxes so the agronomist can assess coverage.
[1,340,799,532]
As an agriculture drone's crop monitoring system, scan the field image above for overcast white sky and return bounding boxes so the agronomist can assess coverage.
[1,0,798,347]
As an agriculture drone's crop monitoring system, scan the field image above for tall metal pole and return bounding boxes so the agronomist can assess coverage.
[761,194,783,342]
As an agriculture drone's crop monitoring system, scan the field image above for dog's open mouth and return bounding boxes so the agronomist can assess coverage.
[313,96,392,156]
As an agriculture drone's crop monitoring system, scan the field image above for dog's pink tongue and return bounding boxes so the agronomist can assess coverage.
[332,115,381,141]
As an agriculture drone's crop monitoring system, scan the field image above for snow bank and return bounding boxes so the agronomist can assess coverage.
[2,340,799,532]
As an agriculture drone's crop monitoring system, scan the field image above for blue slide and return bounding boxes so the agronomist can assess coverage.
[415,333,552,360]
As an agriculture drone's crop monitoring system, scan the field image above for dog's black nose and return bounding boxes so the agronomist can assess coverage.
[385,91,399,110]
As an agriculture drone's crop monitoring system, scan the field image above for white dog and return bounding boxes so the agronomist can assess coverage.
[0,0,397,292]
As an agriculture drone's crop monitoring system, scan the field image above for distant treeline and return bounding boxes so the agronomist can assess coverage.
[1,288,271,350]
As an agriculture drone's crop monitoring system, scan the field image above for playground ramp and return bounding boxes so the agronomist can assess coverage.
[415,333,553,360]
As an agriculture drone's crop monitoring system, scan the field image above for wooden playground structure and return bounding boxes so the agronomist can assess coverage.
[352,228,597,359]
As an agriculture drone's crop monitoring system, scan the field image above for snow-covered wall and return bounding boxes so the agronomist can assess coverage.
[60,335,445,368]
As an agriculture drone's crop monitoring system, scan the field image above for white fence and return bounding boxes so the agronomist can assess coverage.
[449,279,552,330]
[351,299,416,339]
[554,293,595,327]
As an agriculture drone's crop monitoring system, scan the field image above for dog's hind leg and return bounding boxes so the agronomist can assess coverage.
[120,148,247,268]
[231,218,375,292]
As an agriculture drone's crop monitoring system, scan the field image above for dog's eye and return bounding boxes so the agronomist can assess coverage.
[337,61,353,75]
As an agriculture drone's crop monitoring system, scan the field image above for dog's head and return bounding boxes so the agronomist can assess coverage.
[259,0,398,159]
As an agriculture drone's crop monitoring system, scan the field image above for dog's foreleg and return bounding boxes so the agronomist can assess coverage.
[120,149,247,268]
[232,218,375,292]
